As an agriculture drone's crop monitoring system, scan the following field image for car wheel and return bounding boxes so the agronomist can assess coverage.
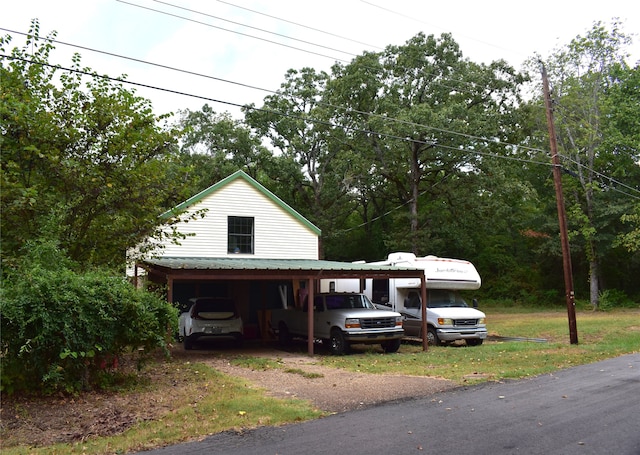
[329,328,349,355]
[381,338,401,353]
[427,327,440,346]
[466,338,484,346]
[278,322,292,346]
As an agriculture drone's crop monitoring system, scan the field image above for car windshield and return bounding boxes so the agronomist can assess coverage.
[428,290,468,308]
[404,290,468,309]
[324,294,375,310]
[193,298,236,314]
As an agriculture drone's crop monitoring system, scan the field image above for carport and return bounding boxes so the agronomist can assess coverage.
[136,257,429,354]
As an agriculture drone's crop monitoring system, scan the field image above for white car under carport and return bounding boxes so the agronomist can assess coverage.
[179,297,244,349]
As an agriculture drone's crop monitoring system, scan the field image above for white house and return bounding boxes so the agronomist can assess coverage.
[144,169,320,260]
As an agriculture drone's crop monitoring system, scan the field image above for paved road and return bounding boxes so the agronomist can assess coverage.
[142,353,640,455]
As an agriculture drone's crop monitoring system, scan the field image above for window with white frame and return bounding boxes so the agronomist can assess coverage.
[228,216,254,254]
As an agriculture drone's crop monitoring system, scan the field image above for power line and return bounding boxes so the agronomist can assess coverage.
[150,0,362,59]
[0,27,549,158]
[360,0,527,62]
[118,0,484,96]
[116,0,355,63]
[205,0,384,50]
[3,27,635,195]
[559,154,640,198]
[0,53,552,170]
[0,26,274,95]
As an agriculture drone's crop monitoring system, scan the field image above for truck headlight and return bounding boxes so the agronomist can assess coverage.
[345,318,360,328]
[395,316,403,327]
[478,317,486,325]
[437,318,453,326]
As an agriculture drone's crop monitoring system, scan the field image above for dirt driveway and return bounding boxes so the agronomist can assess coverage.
[172,341,457,413]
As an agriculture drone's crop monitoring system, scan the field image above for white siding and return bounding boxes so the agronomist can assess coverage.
[154,179,318,259]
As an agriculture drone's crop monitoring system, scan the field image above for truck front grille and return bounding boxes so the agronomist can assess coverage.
[454,319,478,327]
[360,317,397,329]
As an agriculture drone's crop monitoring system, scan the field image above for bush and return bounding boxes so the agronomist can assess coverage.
[1,242,177,395]
[597,289,637,311]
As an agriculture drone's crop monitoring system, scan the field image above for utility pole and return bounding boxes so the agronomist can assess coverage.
[541,63,579,344]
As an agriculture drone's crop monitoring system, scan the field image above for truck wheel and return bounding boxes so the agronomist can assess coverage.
[234,334,244,347]
[427,327,440,346]
[329,328,349,355]
[278,322,292,346]
[466,339,484,346]
[381,338,401,353]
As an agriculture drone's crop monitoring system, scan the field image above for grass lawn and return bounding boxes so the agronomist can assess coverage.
[322,307,640,383]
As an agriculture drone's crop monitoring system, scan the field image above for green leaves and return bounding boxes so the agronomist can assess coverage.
[1,20,183,269]
[0,242,178,395]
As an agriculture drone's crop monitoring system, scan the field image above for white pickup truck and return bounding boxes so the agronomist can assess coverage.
[271,293,404,355]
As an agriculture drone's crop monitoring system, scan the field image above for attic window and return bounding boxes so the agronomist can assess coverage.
[228,216,254,254]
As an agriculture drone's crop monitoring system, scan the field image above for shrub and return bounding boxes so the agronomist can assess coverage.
[597,289,637,311]
[0,241,177,395]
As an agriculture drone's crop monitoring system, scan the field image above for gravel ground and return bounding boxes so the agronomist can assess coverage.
[173,342,458,413]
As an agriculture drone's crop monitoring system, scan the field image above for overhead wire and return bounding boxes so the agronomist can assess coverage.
[0,52,553,170]
[118,0,485,96]
[0,26,551,160]
[211,0,384,50]
[4,27,635,194]
[559,154,640,198]
[2,2,637,199]
[116,0,357,62]
[360,0,527,61]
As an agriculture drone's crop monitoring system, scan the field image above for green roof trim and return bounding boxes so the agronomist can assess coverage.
[161,170,321,235]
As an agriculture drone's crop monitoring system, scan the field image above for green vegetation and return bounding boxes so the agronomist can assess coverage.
[2,16,637,455]
[3,20,639,309]
[230,355,325,379]
[0,240,178,395]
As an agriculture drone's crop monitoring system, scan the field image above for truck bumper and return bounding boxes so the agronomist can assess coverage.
[437,328,487,342]
[344,329,404,343]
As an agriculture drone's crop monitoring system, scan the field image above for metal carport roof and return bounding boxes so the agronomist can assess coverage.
[138,257,425,280]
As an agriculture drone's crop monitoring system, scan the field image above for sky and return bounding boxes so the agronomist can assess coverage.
[2,0,639,120]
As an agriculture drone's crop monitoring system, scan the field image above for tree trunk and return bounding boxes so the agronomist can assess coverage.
[410,142,420,254]
[589,257,600,310]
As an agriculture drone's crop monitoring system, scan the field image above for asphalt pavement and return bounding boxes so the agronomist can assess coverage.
[140,353,640,455]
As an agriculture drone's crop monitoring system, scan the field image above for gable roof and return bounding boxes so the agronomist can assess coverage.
[161,170,321,236]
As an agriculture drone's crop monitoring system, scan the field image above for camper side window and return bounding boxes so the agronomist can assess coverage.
[404,291,421,308]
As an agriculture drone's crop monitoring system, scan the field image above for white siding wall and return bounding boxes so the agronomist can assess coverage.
[156,179,318,259]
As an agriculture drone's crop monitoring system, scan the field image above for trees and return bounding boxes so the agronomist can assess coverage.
[177,104,277,192]
[1,22,180,394]
[244,68,359,258]
[1,21,186,270]
[327,32,528,257]
[530,21,640,307]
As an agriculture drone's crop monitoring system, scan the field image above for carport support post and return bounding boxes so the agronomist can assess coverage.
[167,276,174,304]
[307,278,315,355]
[421,274,428,351]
